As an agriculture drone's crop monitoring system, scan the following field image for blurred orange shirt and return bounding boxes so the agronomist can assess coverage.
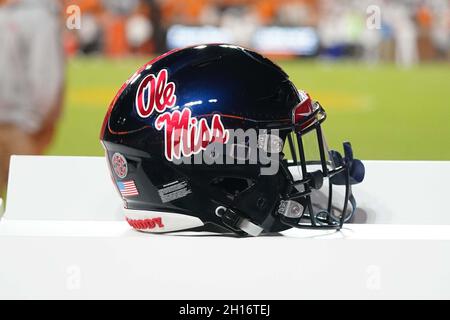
[417,5,432,29]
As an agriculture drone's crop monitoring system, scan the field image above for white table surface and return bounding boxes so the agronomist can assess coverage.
[1,156,450,299]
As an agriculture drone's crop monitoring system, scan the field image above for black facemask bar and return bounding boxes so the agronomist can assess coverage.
[276,101,364,230]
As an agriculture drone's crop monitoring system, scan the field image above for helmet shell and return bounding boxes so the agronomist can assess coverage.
[101,44,301,233]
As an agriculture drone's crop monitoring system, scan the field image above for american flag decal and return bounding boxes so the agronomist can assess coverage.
[117,180,139,197]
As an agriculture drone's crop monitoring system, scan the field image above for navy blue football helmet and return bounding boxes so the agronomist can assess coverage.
[100,44,365,236]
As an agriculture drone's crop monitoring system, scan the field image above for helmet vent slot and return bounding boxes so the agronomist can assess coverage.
[210,177,254,197]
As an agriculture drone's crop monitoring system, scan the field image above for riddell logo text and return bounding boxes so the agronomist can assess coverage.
[126,217,164,230]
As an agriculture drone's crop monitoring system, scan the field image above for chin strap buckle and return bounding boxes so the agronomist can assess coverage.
[216,206,263,237]
[236,219,263,237]
[278,200,304,218]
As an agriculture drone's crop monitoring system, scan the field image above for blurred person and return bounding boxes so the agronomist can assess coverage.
[124,1,154,54]
[384,2,418,67]
[142,0,165,53]
[416,2,435,60]
[126,13,153,52]
[360,0,383,64]
[379,19,396,62]
[66,0,103,55]
[429,0,450,59]
[0,0,65,196]
[78,13,102,54]
[318,0,354,58]
[101,0,140,56]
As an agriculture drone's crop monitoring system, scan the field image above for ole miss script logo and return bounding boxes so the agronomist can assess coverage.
[135,68,229,161]
[135,69,176,118]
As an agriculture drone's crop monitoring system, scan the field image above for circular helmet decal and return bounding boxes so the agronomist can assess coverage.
[112,153,128,179]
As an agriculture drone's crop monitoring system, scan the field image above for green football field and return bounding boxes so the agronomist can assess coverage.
[47,57,450,160]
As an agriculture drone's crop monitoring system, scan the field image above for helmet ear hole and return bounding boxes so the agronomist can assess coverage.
[210,177,254,197]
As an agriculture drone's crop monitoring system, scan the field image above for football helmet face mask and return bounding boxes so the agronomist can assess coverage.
[100,44,365,236]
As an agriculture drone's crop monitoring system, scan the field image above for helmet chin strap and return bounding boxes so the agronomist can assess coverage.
[237,218,264,237]
[215,206,264,237]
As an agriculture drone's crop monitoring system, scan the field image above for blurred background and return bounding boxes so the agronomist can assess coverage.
[0,0,449,195]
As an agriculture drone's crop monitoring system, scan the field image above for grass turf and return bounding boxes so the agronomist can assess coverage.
[47,57,450,160]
